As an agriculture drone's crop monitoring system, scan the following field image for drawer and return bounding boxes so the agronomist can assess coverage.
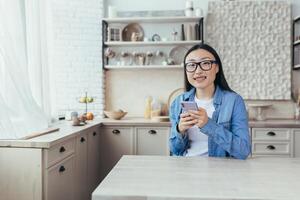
[45,155,75,200]
[252,128,291,141]
[136,127,170,155]
[252,142,291,155]
[45,139,75,168]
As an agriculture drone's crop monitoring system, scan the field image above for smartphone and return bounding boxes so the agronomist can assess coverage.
[181,101,198,113]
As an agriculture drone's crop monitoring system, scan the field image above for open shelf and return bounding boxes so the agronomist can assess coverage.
[104,40,202,46]
[102,16,203,23]
[293,64,300,69]
[104,65,183,70]
[294,40,300,46]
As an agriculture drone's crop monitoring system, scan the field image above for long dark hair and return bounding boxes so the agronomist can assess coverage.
[183,43,234,92]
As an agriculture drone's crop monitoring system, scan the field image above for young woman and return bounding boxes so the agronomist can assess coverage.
[169,43,251,159]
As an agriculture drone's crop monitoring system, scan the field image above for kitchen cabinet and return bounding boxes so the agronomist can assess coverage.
[251,128,300,157]
[293,129,300,157]
[135,127,170,155]
[98,125,170,182]
[0,123,103,200]
[87,127,102,195]
[45,155,75,200]
[75,132,88,200]
[99,126,134,181]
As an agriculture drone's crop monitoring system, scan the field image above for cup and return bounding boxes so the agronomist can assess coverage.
[108,6,117,18]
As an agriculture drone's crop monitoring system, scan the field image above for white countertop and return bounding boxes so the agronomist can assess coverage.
[1,117,300,148]
[92,155,300,200]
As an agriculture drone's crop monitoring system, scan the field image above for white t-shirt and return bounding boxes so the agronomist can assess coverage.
[185,96,215,157]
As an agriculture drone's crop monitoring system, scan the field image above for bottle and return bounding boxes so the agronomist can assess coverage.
[144,96,152,119]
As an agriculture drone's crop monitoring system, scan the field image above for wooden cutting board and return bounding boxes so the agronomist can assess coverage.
[22,127,60,140]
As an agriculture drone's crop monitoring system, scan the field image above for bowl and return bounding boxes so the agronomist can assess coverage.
[104,110,127,120]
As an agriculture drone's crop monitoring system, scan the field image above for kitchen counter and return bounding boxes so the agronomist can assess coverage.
[92,155,300,200]
[1,117,300,148]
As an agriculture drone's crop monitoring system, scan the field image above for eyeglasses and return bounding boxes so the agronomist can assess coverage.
[184,60,217,72]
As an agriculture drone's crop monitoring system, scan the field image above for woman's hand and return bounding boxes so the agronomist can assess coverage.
[188,108,209,128]
[177,112,197,134]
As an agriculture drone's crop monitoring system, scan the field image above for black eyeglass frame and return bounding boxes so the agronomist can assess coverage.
[184,60,218,72]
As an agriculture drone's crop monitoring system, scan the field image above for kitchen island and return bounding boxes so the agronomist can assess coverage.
[92,155,300,200]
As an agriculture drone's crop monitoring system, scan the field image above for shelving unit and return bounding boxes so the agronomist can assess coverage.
[293,16,300,70]
[102,16,203,23]
[101,16,204,70]
[104,65,183,70]
[104,40,202,46]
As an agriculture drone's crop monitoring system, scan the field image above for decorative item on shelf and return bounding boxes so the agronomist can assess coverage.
[107,26,122,41]
[171,29,178,41]
[181,24,185,40]
[185,24,193,40]
[247,103,272,121]
[195,7,203,17]
[146,51,154,65]
[122,23,144,41]
[104,48,116,58]
[104,109,127,120]
[169,45,189,65]
[108,5,117,18]
[151,33,161,42]
[120,51,132,65]
[185,0,194,17]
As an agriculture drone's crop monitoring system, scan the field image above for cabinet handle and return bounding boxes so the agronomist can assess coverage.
[80,137,85,143]
[148,130,157,134]
[267,131,276,136]
[59,146,66,153]
[93,132,97,136]
[112,129,120,134]
[266,145,276,150]
[59,166,66,173]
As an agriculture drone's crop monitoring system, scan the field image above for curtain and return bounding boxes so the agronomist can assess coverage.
[0,0,48,139]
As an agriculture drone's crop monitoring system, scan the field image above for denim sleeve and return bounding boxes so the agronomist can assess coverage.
[200,95,251,159]
[169,98,189,156]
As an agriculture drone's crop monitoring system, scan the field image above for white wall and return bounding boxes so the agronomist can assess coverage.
[47,0,104,118]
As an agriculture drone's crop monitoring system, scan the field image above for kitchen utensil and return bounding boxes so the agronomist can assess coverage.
[122,23,144,41]
[104,110,127,120]
[169,46,189,65]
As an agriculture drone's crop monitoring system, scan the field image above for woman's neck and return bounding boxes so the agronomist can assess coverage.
[195,84,215,100]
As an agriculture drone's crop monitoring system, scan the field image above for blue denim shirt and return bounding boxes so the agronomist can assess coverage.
[169,86,251,160]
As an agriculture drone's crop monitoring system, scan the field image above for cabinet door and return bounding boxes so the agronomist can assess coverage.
[293,129,300,157]
[45,155,75,200]
[88,127,101,196]
[136,127,170,155]
[75,132,88,200]
[99,126,134,181]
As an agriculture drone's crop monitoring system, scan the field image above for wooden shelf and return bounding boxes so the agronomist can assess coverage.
[104,65,183,70]
[294,40,300,46]
[102,16,203,23]
[294,15,300,22]
[105,40,202,46]
[293,64,300,69]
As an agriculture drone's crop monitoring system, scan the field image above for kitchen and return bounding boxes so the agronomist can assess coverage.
[1,0,300,199]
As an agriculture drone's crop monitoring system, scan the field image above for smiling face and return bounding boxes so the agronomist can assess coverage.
[185,49,219,90]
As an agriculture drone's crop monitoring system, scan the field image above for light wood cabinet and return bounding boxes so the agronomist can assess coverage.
[45,155,75,200]
[99,126,134,181]
[135,127,170,155]
[88,127,102,195]
[251,128,300,157]
[75,132,88,200]
[293,129,300,157]
[98,125,170,182]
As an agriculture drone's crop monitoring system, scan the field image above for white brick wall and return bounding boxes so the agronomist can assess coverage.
[47,0,104,117]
